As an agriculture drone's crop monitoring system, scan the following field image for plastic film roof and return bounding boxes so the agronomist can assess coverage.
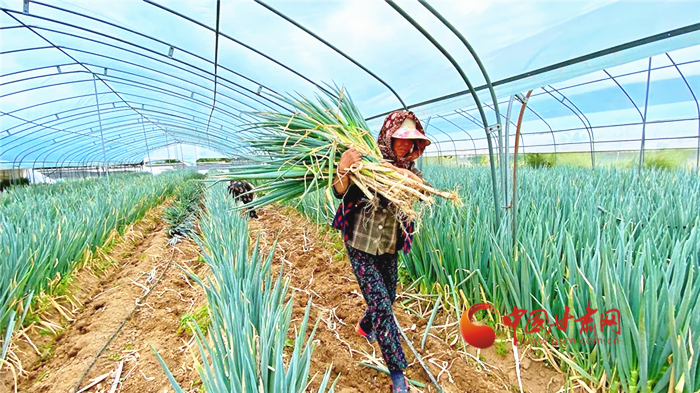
[1,0,699,169]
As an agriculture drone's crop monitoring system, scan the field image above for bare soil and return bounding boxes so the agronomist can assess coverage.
[249,205,565,393]
[1,204,207,393]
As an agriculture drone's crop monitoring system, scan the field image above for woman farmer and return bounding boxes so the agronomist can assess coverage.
[331,110,430,393]
[228,180,258,219]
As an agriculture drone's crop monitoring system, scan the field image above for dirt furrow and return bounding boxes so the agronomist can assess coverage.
[4,205,207,393]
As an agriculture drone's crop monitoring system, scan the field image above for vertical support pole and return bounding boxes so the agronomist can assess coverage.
[485,125,501,231]
[141,118,152,174]
[419,116,432,171]
[166,134,171,161]
[512,90,533,251]
[180,144,185,168]
[92,75,110,190]
[639,57,652,172]
[504,96,516,208]
[497,116,506,208]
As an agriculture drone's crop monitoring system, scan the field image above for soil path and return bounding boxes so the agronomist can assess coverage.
[250,205,564,393]
[3,204,207,393]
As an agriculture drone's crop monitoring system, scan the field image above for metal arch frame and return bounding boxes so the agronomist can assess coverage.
[433,114,477,158]
[4,105,253,163]
[62,132,240,169]
[23,127,232,171]
[524,106,557,163]
[2,70,263,155]
[3,10,212,166]
[18,1,302,107]
[77,136,232,168]
[0,53,270,120]
[2,88,253,141]
[1,72,258,139]
[602,61,652,171]
[419,118,445,166]
[395,118,698,152]
[20,114,255,171]
[437,56,700,164]
[1,79,254,150]
[139,0,337,100]
[386,0,501,228]
[0,36,284,116]
[40,117,252,164]
[6,102,256,165]
[521,58,700,103]
[452,108,527,154]
[667,53,700,173]
[0,2,295,170]
[19,0,700,127]
[251,0,408,109]
[93,74,111,186]
[203,0,223,149]
[2,1,698,175]
[540,85,596,168]
[0,11,288,121]
[460,104,528,154]
[424,136,446,166]
[1,0,360,171]
[365,22,700,121]
[10,98,258,169]
[426,123,459,163]
[418,0,510,215]
[482,101,556,162]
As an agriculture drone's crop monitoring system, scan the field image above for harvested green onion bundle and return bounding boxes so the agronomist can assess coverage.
[212,85,458,221]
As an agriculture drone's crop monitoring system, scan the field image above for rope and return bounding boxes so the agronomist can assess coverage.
[72,248,176,393]
[393,315,444,393]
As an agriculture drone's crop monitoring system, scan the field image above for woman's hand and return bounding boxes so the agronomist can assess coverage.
[338,148,362,172]
[334,149,362,195]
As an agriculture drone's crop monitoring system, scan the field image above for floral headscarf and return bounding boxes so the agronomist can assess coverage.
[377,110,430,169]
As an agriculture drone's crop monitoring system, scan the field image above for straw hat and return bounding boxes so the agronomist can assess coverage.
[391,117,431,144]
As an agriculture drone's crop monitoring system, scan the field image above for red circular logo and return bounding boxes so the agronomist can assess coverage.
[460,303,497,349]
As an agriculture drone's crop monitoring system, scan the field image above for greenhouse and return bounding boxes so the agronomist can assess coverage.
[1,1,698,392]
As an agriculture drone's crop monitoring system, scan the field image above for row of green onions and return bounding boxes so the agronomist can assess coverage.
[401,165,699,393]
[0,171,190,362]
[154,183,338,392]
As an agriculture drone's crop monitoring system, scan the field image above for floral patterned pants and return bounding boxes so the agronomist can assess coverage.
[346,245,407,371]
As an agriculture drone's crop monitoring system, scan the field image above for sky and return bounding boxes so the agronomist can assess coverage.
[1,0,699,168]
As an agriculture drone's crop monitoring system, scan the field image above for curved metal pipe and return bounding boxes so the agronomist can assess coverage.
[2,69,262,121]
[10,109,254,164]
[428,124,459,164]
[638,58,653,171]
[3,92,251,142]
[2,80,259,150]
[512,90,533,250]
[139,0,335,99]
[364,22,700,122]
[20,121,250,170]
[253,0,407,109]
[504,96,515,208]
[667,53,700,173]
[385,0,501,228]
[542,86,595,168]
[434,115,477,157]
